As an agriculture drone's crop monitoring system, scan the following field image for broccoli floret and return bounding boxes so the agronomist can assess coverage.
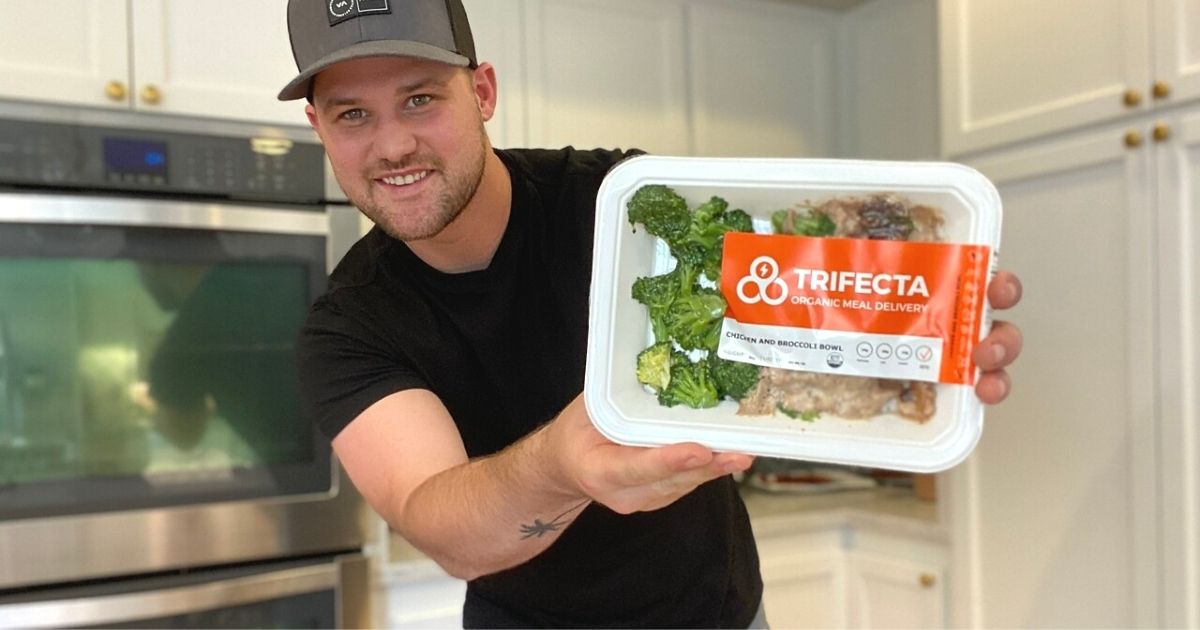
[692,196,729,225]
[657,355,720,409]
[666,288,726,352]
[679,199,757,284]
[709,357,761,401]
[772,208,836,237]
[778,405,821,422]
[631,271,678,342]
[636,342,673,392]
[722,209,754,233]
[632,263,704,342]
[628,185,690,244]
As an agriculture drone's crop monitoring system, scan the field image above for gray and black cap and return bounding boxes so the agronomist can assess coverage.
[278,0,477,101]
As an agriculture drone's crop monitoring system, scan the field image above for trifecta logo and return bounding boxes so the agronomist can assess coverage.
[736,256,789,306]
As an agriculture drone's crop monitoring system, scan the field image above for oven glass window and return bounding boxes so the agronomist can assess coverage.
[0,223,330,518]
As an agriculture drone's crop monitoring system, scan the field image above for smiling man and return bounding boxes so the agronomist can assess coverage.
[278,1,1024,627]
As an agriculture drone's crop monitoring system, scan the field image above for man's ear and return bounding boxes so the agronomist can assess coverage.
[305,102,320,131]
[472,62,498,123]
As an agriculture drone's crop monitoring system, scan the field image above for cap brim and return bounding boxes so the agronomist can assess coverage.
[278,39,471,101]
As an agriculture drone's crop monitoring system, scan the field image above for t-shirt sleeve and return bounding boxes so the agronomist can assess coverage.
[296,295,428,440]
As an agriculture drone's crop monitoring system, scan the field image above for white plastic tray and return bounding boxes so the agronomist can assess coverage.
[584,156,1003,473]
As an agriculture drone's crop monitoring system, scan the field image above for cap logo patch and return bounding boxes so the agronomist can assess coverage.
[328,0,391,26]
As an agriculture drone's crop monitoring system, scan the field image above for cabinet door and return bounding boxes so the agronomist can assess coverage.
[687,0,836,158]
[760,552,847,629]
[1153,0,1200,107]
[523,0,690,154]
[462,0,527,148]
[129,0,306,126]
[939,0,1151,156]
[848,553,944,629]
[1155,108,1200,630]
[946,125,1159,627]
[0,0,130,108]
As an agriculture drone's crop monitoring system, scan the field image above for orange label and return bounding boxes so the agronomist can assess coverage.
[719,233,991,385]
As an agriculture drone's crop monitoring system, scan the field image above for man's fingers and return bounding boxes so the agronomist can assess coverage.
[975,369,1011,405]
[974,320,1023,370]
[988,271,1023,310]
[605,443,712,487]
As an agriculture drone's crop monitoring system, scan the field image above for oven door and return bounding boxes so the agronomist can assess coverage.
[0,553,370,629]
[0,192,368,590]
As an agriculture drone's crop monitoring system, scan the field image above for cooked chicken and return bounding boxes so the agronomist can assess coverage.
[738,193,944,423]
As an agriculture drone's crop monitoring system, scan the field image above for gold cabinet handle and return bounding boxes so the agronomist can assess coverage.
[1153,123,1171,142]
[1124,130,1144,148]
[1153,80,1171,100]
[919,573,937,589]
[1124,89,1142,107]
[140,84,162,106]
[104,80,127,102]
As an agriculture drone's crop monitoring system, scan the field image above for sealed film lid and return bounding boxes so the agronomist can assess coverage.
[583,156,1003,473]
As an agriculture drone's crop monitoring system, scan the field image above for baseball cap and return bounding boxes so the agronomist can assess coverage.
[278,0,477,101]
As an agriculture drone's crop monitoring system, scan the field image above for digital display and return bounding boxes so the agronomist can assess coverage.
[103,137,168,176]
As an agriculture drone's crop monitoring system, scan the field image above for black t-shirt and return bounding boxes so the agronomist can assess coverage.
[298,147,762,628]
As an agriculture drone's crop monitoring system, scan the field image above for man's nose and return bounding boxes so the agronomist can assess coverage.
[371,115,419,163]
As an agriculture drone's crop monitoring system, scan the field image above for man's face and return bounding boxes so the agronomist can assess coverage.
[306,56,496,241]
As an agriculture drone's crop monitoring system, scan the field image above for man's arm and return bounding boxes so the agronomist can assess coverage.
[333,389,751,581]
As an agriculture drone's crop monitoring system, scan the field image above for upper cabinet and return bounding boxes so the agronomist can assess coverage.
[0,0,130,110]
[0,0,306,127]
[688,0,837,158]
[520,0,839,157]
[523,0,691,155]
[128,0,306,126]
[939,0,1200,157]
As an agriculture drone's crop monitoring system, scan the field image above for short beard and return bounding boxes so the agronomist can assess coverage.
[362,122,489,242]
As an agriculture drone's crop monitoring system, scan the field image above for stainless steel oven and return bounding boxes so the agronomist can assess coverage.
[0,100,370,626]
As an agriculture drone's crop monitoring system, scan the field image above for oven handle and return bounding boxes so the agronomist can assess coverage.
[0,192,329,236]
[0,563,339,629]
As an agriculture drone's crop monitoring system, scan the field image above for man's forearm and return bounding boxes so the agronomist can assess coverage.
[390,423,589,580]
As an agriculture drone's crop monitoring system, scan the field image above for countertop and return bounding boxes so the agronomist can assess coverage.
[740,484,946,543]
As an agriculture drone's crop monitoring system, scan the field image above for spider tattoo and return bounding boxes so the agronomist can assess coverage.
[518,500,589,539]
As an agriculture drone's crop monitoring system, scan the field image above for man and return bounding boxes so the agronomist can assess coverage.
[279,1,1024,627]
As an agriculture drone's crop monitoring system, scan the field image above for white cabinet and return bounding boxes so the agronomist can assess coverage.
[945,121,1161,627]
[519,0,841,157]
[687,0,837,158]
[1155,109,1200,630]
[523,0,690,154]
[0,0,129,109]
[759,530,848,628]
[127,0,304,126]
[939,0,1200,157]
[0,0,305,126]
[756,524,946,629]
[848,553,944,629]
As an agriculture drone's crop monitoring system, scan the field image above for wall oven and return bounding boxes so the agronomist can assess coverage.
[0,100,370,627]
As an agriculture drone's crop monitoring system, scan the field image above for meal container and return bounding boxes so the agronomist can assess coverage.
[584,156,1003,473]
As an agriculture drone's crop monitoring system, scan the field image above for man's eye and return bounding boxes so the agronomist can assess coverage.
[338,108,367,121]
[408,95,433,108]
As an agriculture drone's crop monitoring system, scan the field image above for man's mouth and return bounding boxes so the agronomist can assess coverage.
[378,170,431,187]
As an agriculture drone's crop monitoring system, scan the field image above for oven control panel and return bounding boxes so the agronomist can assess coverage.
[0,117,327,205]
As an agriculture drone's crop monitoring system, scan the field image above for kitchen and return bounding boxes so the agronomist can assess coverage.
[0,0,1197,628]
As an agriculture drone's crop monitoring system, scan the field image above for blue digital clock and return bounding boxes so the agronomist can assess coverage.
[103,137,168,176]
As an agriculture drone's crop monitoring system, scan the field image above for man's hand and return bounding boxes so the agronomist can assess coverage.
[540,396,753,515]
[973,270,1024,404]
